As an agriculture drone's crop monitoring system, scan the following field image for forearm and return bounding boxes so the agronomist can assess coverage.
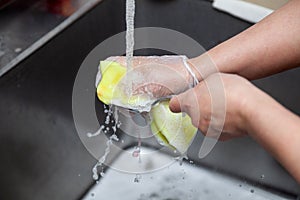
[244,88,300,183]
[190,0,300,80]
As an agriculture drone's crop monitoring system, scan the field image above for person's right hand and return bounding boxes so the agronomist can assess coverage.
[169,73,264,141]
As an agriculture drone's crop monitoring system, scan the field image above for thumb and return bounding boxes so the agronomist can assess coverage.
[169,86,199,114]
[169,92,186,113]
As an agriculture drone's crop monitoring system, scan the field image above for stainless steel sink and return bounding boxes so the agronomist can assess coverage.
[0,0,299,199]
[83,147,292,200]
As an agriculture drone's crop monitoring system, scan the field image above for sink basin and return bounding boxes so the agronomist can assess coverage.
[83,147,291,200]
[0,0,299,199]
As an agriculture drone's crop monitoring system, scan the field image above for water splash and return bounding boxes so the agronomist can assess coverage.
[87,105,113,138]
[134,174,142,183]
[91,106,120,180]
[90,0,137,181]
[175,155,188,166]
[87,125,105,138]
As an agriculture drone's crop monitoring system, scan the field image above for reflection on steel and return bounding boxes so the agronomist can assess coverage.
[0,0,102,77]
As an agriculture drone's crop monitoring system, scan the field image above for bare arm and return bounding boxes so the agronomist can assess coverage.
[187,2,300,181]
[190,0,300,80]
[244,85,300,183]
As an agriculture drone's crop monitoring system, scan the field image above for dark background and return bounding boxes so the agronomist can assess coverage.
[0,0,299,199]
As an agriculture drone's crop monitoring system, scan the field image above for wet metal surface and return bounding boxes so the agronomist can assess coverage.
[83,147,294,200]
[0,0,100,76]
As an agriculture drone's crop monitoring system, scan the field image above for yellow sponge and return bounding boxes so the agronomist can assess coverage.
[150,101,197,154]
[96,60,197,154]
[96,61,126,105]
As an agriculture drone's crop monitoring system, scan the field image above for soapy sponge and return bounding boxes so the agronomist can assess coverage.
[96,60,197,154]
[151,101,197,154]
[97,61,126,105]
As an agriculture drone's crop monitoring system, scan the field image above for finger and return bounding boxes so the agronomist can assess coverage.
[172,87,202,129]
[169,94,184,113]
[169,81,203,113]
[106,56,126,66]
[169,87,197,115]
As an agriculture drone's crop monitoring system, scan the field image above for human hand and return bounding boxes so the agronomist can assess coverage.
[104,55,199,98]
[169,73,260,141]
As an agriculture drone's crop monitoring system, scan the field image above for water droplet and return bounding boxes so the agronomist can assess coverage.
[92,173,98,180]
[87,133,92,137]
[132,151,139,157]
[134,174,141,183]
[260,174,265,179]
[111,134,119,141]
[100,171,105,177]
[14,48,22,53]
[132,146,140,157]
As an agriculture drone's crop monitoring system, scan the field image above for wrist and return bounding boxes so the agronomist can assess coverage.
[188,52,222,82]
[240,84,280,138]
[186,58,203,82]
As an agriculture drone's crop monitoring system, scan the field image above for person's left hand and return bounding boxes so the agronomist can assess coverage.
[105,56,198,98]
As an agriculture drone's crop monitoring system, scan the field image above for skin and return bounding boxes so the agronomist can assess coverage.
[189,0,300,81]
[169,73,300,184]
[106,56,194,96]
[169,0,300,183]
[109,0,300,183]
